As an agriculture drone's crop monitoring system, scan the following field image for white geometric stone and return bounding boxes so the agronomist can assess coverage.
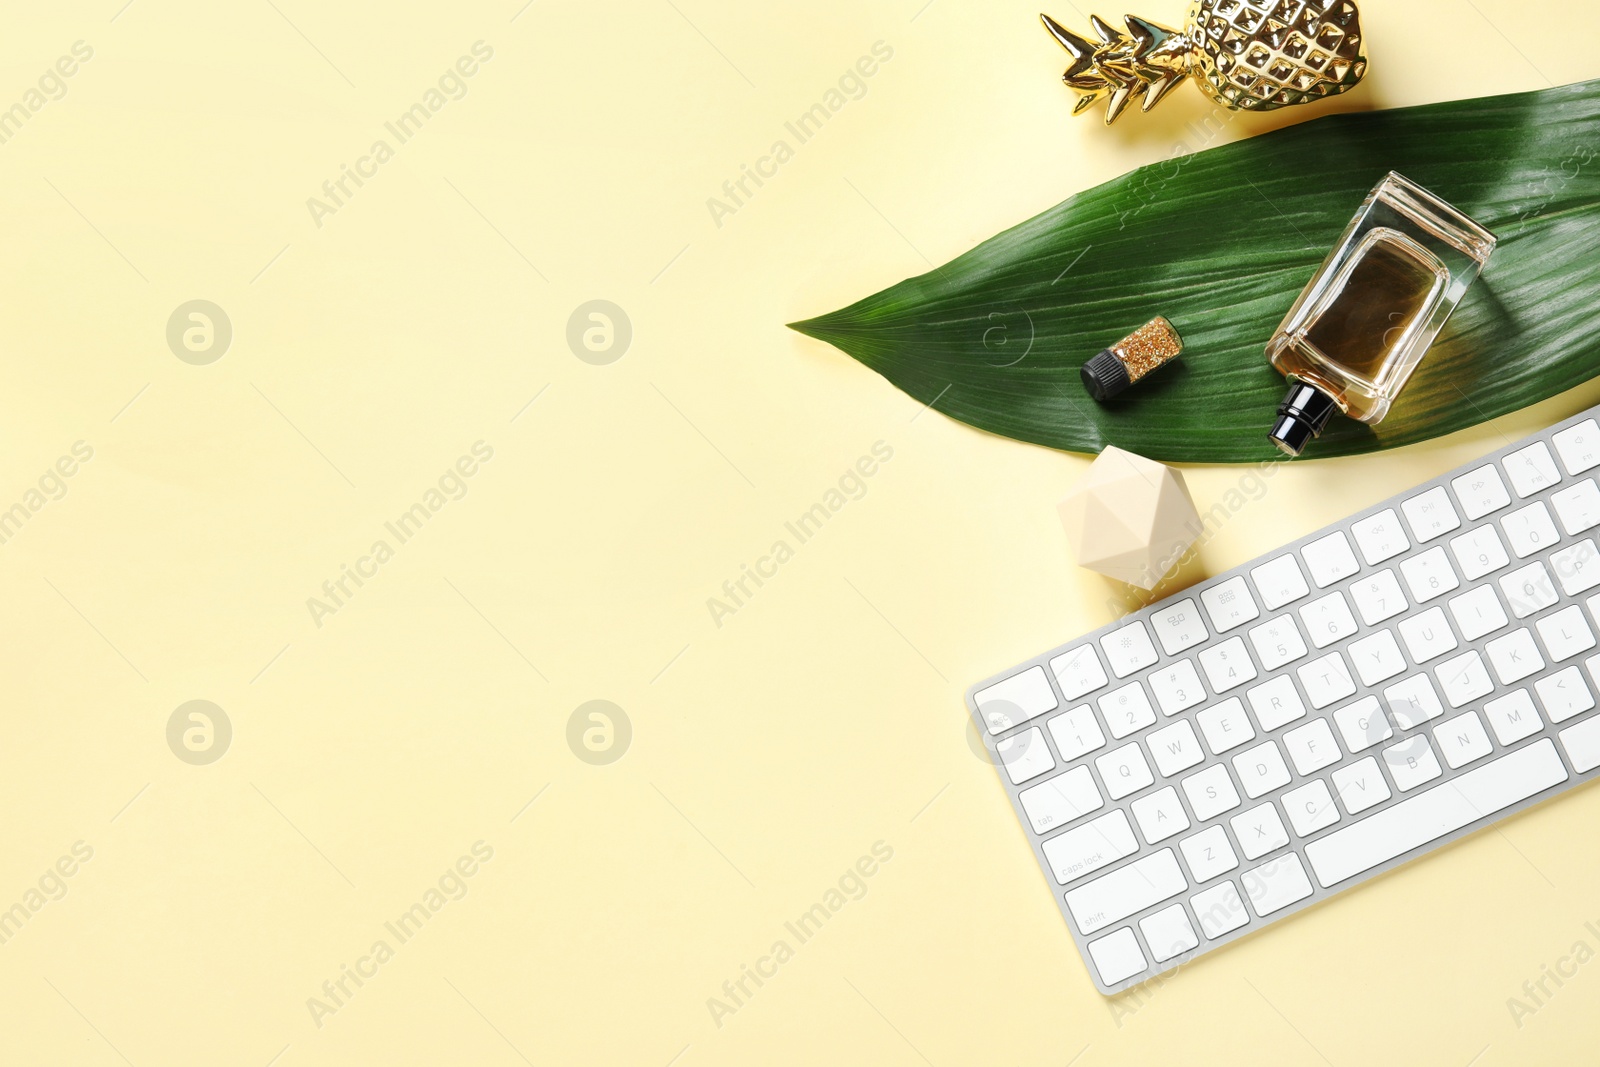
[1059,446,1202,590]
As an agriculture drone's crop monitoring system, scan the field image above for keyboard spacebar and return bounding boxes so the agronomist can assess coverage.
[1305,739,1568,888]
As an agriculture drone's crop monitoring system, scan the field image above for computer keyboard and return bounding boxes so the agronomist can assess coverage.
[967,403,1600,996]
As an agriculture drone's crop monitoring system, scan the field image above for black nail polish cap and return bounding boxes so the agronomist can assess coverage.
[1080,350,1131,402]
[1268,383,1340,457]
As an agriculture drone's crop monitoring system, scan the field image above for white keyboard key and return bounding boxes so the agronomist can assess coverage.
[1065,849,1187,935]
[998,728,1056,785]
[1436,650,1494,708]
[1191,881,1248,939]
[1350,569,1408,626]
[1453,464,1512,520]
[1537,604,1596,663]
[1197,697,1256,755]
[1148,659,1206,717]
[1047,705,1106,761]
[1284,718,1341,775]
[1560,717,1600,773]
[1306,739,1568,886]
[1300,592,1358,649]
[1487,628,1545,685]
[1183,763,1243,821]
[1019,767,1104,834]
[1334,695,1390,753]
[1398,606,1458,663]
[1200,577,1260,634]
[1535,665,1594,724]
[1152,723,1203,780]
[1051,645,1109,701]
[1151,598,1209,657]
[1332,756,1391,815]
[1246,675,1308,732]
[1179,825,1239,883]
[1233,741,1291,799]
[1231,802,1290,860]
[1198,637,1258,694]
[1402,486,1461,543]
[1302,531,1360,588]
[1552,479,1600,536]
[1248,615,1308,671]
[1554,419,1600,475]
[1100,682,1157,740]
[1096,743,1154,800]
[1502,502,1560,559]
[1382,674,1445,729]
[1504,441,1561,498]
[1251,554,1309,611]
[1140,903,1200,963]
[1352,508,1410,565]
[1088,928,1148,986]
[1101,622,1158,679]
[1147,719,1206,778]
[1132,786,1191,844]
[1349,629,1406,687]
[1434,711,1493,769]
[1283,780,1341,837]
[1502,561,1559,619]
[1552,539,1600,596]
[1386,736,1442,791]
[1242,854,1315,917]
[1448,585,1508,641]
[1042,810,1137,884]
[1298,652,1357,709]
[1449,524,1510,581]
[975,665,1058,734]
[1400,547,1460,604]
[1484,689,1543,747]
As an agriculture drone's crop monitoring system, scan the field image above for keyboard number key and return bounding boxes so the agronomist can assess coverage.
[1299,592,1358,648]
[1399,546,1460,604]
[1352,508,1410,565]
[1099,682,1157,739]
[1350,569,1407,626]
[1148,659,1205,716]
[1449,525,1510,581]
[1198,637,1259,694]
[1249,615,1309,671]
[1047,705,1107,761]
[1502,502,1559,559]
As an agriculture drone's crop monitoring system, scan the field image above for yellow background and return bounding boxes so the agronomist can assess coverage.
[2,0,1597,1064]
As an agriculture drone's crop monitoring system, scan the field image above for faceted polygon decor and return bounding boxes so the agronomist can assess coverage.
[1058,446,1201,589]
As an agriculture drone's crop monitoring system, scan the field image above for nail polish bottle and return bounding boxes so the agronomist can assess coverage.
[1266,172,1497,457]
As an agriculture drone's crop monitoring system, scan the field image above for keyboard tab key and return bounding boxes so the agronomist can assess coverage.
[1200,576,1260,634]
[1453,464,1512,520]
[1050,645,1108,701]
[1352,508,1410,565]
[1065,849,1187,935]
[1552,479,1600,536]
[1402,486,1461,542]
[997,727,1055,785]
[1019,767,1104,834]
[1148,659,1206,716]
[1302,531,1360,588]
[1502,501,1559,559]
[1139,904,1200,963]
[1047,705,1106,761]
[1554,419,1600,475]
[975,665,1058,734]
[1231,802,1290,860]
[1087,928,1148,986]
[1100,622,1158,679]
[1041,809,1136,884]
[1151,598,1209,656]
[1198,637,1258,694]
[1251,554,1310,610]
[1504,441,1562,497]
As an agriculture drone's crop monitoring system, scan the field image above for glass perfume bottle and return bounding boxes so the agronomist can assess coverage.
[1266,172,1498,456]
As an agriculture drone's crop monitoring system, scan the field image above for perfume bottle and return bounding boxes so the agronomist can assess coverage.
[1266,172,1498,456]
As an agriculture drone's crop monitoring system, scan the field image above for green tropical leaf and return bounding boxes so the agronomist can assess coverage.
[790,78,1600,463]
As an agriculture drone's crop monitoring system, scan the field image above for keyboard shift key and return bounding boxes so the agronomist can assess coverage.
[1065,849,1187,935]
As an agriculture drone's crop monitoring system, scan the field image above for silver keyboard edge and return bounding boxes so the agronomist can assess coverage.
[966,404,1600,997]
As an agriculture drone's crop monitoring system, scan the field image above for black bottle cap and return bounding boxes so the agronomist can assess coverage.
[1268,383,1340,457]
[1081,350,1131,402]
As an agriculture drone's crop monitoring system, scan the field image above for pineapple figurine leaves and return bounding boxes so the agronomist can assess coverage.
[1043,0,1367,124]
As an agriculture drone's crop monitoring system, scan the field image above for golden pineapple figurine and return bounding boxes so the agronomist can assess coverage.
[1042,0,1367,124]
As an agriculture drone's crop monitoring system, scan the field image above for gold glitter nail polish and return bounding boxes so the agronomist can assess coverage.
[1081,317,1184,402]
